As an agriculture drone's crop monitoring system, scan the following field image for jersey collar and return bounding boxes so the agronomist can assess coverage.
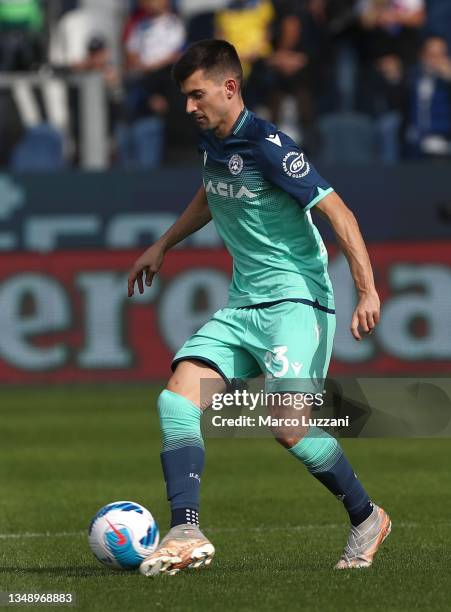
[230,107,250,137]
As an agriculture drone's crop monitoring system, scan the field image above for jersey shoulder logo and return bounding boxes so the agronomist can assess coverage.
[282,151,310,179]
[265,133,282,147]
[228,154,243,175]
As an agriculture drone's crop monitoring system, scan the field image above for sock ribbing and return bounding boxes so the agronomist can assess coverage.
[158,389,204,452]
[287,426,371,525]
[288,426,343,472]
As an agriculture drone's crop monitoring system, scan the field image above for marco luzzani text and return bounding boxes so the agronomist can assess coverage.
[210,390,350,429]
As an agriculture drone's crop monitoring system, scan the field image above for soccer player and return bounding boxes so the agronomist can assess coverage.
[128,39,391,576]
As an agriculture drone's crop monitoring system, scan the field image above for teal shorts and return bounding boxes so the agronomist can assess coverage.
[172,300,336,392]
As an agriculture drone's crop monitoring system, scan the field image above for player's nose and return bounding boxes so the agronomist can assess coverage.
[186,98,197,114]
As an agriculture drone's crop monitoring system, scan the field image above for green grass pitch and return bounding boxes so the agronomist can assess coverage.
[1,385,450,611]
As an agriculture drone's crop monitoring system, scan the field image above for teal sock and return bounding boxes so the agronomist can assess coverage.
[158,390,205,526]
[158,389,204,452]
[288,427,372,526]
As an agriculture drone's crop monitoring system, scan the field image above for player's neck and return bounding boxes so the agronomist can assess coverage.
[213,102,245,139]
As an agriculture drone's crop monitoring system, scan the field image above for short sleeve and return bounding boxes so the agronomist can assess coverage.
[254,130,334,211]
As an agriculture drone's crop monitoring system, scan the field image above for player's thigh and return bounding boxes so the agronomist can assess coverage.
[251,303,335,446]
[169,308,261,408]
[251,301,336,392]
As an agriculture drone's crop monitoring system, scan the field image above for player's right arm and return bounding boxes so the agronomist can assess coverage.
[128,185,211,297]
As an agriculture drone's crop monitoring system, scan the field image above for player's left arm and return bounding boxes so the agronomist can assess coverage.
[254,128,380,340]
[314,192,380,341]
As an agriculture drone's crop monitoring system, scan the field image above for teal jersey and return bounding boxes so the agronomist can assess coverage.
[199,107,335,310]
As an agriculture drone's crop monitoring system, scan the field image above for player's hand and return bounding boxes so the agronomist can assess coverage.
[128,244,164,297]
[350,291,380,341]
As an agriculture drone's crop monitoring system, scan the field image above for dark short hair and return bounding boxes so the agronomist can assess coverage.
[172,39,243,90]
[87,35,106,54]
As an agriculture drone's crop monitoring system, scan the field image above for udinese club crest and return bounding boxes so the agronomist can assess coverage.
[282,151,310,178]
[228,154,244,175]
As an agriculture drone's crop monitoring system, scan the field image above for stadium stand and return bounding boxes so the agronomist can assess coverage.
[0,0,449,169]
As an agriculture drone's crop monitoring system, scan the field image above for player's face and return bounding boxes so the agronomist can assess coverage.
[181,69,231,131]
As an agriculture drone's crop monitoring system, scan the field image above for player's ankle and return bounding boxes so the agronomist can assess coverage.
[350,501,375,527]
[171,507,199,527]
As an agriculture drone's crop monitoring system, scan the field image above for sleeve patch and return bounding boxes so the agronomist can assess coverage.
[282,151,310,179]
[252,120,333,210]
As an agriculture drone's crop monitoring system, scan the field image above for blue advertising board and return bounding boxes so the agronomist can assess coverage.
[0,163,449,252]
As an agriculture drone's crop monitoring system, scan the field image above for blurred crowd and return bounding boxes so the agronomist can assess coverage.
[0,0,451,170]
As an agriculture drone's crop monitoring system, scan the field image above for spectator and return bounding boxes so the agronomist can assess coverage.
[318,0,361,112]
[406,35,451,157]
[73,36,120,90]
[176,0,229,16]
[125,0,186,76]
[357,53,406,160]
[358,0,426,65]
[215,0,274,81]
[73,36,122,163]
[0,0,43,71]
[49,6,117,71]
[176,0,229,42]
[0,0,42,29]
[0,90,23,166]
[358,53,405,116]
[50,6,124,166]
[124,0,186,118]
[244,3,319,149]
[120,0,187,168]
[321,0,359,35]
[424,0,451,50]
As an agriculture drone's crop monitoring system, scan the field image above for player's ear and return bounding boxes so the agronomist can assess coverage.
[225,79,237,99]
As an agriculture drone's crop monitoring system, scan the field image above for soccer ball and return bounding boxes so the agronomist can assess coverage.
[88,501,159,570]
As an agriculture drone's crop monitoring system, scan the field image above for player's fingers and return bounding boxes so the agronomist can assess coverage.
[366,312,376,334]
[373,309,381,325]
[137,270,144,294]
[145,267,154,287]
[350,313,361,341]
[128,271,136,297]
[358,311,370,334]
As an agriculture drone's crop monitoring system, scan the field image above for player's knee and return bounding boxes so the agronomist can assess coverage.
[166,368,200,407]
[166,373,191,400]
[166,359,225,408]
[268,395,310,448]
